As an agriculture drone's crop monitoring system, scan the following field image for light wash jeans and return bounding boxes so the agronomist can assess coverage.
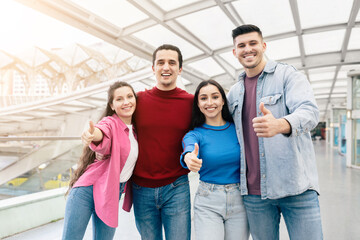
[62,183,126,240]
[194,181,249,240]
[243,190,323,240]
[132,175,191,240]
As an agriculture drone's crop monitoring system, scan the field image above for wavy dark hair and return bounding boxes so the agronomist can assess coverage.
[190,80,233,130]
[66,81,136,195]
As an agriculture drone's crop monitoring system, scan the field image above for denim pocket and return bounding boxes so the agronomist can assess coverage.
[259,93,283,117]
[260,94,282,105]
[196,184,210,197]
[171,175,189,188]
[132,182,142,190]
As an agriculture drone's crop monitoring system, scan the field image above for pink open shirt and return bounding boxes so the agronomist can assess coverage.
[73,114,135,228]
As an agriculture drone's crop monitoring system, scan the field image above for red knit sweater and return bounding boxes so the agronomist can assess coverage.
[133,87,193,187]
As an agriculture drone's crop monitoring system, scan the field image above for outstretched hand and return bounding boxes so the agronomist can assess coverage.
[184,143,203,172]
[81,121,95,146]
[252,102,290,137]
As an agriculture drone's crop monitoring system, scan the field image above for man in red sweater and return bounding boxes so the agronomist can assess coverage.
[132,44,193,240]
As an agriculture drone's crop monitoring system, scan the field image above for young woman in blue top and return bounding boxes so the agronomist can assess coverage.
[181,80,249,240]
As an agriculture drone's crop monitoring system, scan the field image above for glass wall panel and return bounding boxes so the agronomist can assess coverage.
[340,114,346,154]
[352,119,360,167]
[352,76,360,110]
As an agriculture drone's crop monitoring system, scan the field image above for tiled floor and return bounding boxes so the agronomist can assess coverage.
[4,140,360,240]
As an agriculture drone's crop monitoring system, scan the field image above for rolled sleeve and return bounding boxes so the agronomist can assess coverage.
[180,131,200,169]
[283,69,319,137]
[89,117,113,155]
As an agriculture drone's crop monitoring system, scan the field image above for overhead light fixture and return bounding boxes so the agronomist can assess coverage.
[347,110,352,119]
[38,163,47,170]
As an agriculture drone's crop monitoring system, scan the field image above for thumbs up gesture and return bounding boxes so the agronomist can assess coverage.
[252,102,291,137]
[184,143,203,172]
[81,121,96,146]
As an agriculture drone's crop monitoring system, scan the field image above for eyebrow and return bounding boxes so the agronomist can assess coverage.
[199,92,220,96]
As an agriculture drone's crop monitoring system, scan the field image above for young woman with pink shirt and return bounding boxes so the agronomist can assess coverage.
[62,81,138,240]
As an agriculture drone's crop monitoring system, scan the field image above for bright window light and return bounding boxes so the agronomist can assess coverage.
[71,0,148,28]
[188,57,225,77]
[265,37,300,61]
[153,0,201,12]
[298,0,353,29]
[219,52,240,69]
[232,0,295,37]
[132,24,203,59]
[348,28,360,50]
[303,29,345,55]
[311,81,332,89]
[177,6,235,49]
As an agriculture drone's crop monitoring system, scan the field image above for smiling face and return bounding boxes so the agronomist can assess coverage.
[197,84,225,125]
[233,31,267,76]
[110,86,136,124]
[152,49,182,91]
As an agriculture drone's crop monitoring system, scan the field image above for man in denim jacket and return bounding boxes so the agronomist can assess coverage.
[228,24,323,240]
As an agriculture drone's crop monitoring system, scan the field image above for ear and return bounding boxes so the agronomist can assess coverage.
[152,65,155,74]
[110,103,114,111]
[178,67,182,74]
[232,48,236,57]
[262,42,267,52]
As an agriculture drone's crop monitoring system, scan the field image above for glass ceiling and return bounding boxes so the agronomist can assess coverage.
[1,0,360,120]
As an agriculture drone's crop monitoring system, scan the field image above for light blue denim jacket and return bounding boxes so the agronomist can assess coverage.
[227,60,320,199]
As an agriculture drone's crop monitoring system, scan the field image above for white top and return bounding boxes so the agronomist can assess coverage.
[120,125,138,182]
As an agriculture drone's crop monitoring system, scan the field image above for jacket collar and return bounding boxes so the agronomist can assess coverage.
[112,113,133,132]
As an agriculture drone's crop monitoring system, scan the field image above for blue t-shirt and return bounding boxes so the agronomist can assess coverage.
[181,122,240,185]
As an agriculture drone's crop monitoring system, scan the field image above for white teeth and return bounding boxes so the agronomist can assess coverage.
[207,107,215,110]
[162,73,171,76]
[245,55,254,59]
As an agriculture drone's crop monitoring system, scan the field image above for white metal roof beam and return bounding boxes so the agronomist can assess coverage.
[215,0,241,26]
[212,55,236,80]
[0,140,80,185]
[164,0,217,21]
[122,0,238,36]
[289,0,306,69]
[127,0,213,55]
[0,136,79,141]
[225,2,245,26]
[324,65,342,117]
[340,0,360,61]
[14,0,154,62]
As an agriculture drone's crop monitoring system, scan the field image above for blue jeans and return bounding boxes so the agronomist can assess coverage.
[194,181,249,240]
[62,183,126,240]
[132,175,191,240]
[243,190,323,240]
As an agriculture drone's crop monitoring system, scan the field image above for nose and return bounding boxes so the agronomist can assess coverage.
[245,44,253,53]
[163,62,170,70]
[206,98,213,105]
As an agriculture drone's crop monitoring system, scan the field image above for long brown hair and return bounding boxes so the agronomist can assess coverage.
[66,81,136,195]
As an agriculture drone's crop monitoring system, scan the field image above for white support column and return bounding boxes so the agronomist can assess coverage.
[346,74,354,167]
[338,114,342,154]
[330,109,334,149]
